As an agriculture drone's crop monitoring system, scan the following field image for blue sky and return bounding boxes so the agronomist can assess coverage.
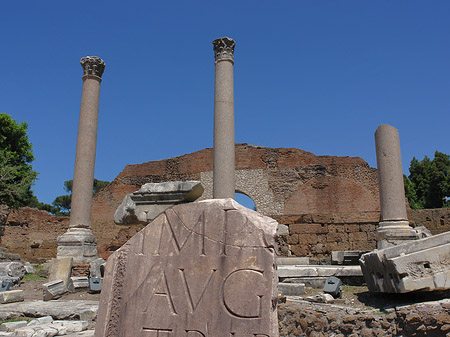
[1,1,449,205]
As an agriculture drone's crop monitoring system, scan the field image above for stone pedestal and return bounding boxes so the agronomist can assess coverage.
[213,37,236,199]
[57,56,105,264]
[57,228,98,264]
[375,124,417,248]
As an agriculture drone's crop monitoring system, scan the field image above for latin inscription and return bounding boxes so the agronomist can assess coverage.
[96,201,278,336]
[142,328,270,337]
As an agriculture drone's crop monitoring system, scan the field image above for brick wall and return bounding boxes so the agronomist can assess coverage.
[275,212,379,258]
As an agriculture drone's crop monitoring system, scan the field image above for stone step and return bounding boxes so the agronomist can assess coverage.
[278,265,362,278]
[278,283,305,296]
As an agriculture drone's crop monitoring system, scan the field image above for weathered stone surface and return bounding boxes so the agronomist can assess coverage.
[0,290,24,304]
[277,257,310,265]
[278,265,362,278]
[278,283,305,296]
[57,228,97,265]
[49,257,73,287]
[0,262,25,285]
[0,300,98,320]
[0,321,28,332]
[95,199,279,337]
[331,250,368,265]
[114,181,204,225]
[88,258,105,279]
[42,280,68,301]
[68,277,89,291]
[360,231,450,293]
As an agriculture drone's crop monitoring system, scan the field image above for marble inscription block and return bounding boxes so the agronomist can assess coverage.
[95,199,279,337]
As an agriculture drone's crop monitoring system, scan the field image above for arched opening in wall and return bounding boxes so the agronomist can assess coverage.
[235,191,256,211]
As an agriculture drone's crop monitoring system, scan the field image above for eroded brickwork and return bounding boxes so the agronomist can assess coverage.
[2,144,450,262]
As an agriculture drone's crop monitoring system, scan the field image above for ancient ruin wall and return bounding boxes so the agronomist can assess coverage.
[2,144,449,261]
[90,144,380,258]
[1,207,69,263]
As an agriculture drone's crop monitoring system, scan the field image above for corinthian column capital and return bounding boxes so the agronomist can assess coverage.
[80,56,105,80]
[212,37,236,63]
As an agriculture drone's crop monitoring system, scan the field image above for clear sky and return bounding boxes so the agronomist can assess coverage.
[1,1,449,205]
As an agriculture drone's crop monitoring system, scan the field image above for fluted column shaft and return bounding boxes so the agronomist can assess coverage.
[213,37,236,199]
[375,124,417,248]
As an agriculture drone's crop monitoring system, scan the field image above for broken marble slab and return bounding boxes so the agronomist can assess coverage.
[0,262,25,285]
[0,290,23,304]
[43,279,68,301]
[0,300,98,320]
[97,198,279,337]
[360,231,450,293]
[114,181,204,225]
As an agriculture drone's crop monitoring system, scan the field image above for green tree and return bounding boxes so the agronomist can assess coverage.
[52,178,109,215]
[0,114,38,208]
[406,151,450,209]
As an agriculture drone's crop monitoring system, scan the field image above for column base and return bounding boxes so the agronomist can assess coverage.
[57,228,98,264]
[376,221,419,249]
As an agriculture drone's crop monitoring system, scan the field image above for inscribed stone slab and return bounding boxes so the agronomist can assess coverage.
[95,199,279,337]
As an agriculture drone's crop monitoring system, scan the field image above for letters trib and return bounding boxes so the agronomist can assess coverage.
[94,199,279,337]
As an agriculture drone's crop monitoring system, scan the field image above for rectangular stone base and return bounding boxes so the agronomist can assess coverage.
[360,231,450,293]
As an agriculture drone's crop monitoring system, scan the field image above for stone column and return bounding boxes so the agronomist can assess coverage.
[375,124,417,249]
[213,37,236,199]
[57,56,105,264]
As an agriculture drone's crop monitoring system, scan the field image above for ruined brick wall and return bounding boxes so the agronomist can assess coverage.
[1,144,450,262]
[275,212,380,258]
[1,207,69,263]
[90,144,380,258]
[408,208,450,235]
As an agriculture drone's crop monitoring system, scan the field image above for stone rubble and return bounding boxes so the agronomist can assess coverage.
[0,316,90,337]
[360,231,450,293]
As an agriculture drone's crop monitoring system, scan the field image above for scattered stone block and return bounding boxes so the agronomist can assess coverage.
[278,224,289,236]
[323,276,342,298]
[0,320,28,332]
[23,262,35,274]
[88,258,104,279]
[278,265,362,278]
[42,279,68,301]
[278,283,305,296]
[96,199,279,337]
[0,290,24,304]
[28,316,53,326]
[360,231,450,293]
[68,277,89,291]
[331,250,368,265]
[114,181,204,225]
[48,257,73,287]
[305,293,334,303]
[12,327,35,337]
[282,277,329,288]
[0,262,25,285]
[53,320,89,333]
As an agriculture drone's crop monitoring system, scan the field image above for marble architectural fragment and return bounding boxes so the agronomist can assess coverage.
[95,199,279,337]
[360,231,450,293]
[114,181,204,225]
